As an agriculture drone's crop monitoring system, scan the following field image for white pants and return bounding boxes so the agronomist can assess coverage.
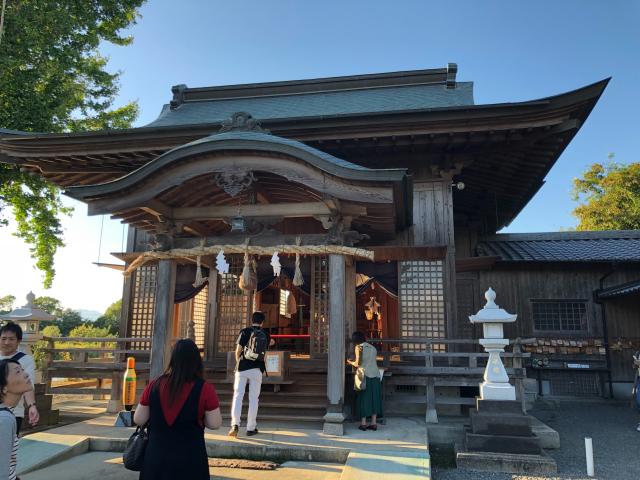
[231,368,263,430]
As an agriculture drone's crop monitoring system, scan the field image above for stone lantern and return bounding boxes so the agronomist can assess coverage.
[0,292,56,355]
[457,287,556,474]
[469,287,517,401]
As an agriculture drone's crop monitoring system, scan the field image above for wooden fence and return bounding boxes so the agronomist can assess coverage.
[369,338,532,423]
[42,336,152,408]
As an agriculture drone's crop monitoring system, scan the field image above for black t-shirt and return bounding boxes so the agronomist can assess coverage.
[236,326,270,372]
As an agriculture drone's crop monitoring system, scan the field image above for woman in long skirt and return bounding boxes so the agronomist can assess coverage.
[347,331,383,431]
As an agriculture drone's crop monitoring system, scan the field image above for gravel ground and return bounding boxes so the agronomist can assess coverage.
[433,400,640,480]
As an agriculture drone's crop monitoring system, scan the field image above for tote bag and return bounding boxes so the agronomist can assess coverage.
[123,423,149,471]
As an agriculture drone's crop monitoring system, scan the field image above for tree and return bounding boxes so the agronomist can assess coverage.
[69,324,111,339]
[0,294,15,314]
[0,0,145,287]
[57,309,85,336]
[94,299,122,335]
[572,161,640,230]
[32,296,63,316]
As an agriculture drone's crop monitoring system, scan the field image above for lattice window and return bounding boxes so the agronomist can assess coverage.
[311,256,329,355]
[541,370,601,396]
[217,256,249,352]
[192,285,208,349]
[129,264,157,350]
[532,300,587,332]
[399,260,446,351]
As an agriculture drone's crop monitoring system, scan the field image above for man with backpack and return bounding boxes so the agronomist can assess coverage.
[0,322,39,434]
[228,311,272,437]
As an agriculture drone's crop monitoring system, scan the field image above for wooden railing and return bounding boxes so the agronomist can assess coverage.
[365,338,532,423]
[42,336,152,405]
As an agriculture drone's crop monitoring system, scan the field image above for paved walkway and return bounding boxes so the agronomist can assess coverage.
[18,415,430,480]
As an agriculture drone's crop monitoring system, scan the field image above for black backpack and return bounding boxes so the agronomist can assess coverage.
[243,327,267,362]
[11,352,26,361]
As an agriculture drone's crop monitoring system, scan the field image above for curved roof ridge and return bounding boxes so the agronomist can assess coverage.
[65,123,407,198]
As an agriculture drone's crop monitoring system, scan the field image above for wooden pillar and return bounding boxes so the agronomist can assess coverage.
[324,254,346,435]
[204,268,219,361]
[109,226,136,413]
[345,259,356,339]
[150,259,177,379]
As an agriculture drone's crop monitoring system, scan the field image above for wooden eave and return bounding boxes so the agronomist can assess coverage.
[0,79,608,231]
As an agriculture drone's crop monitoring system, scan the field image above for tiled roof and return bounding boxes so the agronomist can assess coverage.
[145,82,474,128]
[596,279,640,299]
[476,231,640,262]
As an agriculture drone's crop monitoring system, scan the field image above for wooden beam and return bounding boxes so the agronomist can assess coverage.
[139,199,173,219]
[172,202,367,221]
[370,245,447,261]
[455,256,499,272]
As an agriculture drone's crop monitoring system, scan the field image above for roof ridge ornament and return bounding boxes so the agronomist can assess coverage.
[170,84,188,110]
[219,112,269,134]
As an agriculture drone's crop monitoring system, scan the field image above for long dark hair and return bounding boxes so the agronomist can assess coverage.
[163,339,203,406]
[0,359,19,403]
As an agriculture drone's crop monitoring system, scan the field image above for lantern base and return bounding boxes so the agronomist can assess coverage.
[480,382,516,401]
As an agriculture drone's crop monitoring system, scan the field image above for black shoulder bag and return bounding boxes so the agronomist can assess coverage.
[123,380,158,471]
[123,422,149,471]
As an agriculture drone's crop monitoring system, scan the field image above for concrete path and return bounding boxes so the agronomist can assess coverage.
[21,452,343,480]
[18,415,430,479]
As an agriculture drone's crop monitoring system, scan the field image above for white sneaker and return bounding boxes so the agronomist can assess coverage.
[636,423,640,432]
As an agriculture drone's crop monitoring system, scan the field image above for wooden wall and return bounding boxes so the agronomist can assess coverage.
[455,263,640,383]
[412,180,456,337]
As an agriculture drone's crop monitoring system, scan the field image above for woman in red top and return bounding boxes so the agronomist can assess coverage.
[134,339,221,480]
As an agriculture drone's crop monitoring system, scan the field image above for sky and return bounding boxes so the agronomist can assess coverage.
[1,0,639,313]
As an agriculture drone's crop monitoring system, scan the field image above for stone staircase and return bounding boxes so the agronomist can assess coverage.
[205,357,329,425]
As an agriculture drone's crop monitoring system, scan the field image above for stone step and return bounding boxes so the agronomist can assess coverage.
[456,449,557,475]
[470,411,532,436]
[465,432,541,455]
[220,412,324,423]
[218,400,327,410]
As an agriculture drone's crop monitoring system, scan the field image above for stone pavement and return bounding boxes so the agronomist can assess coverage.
[18,415,431,480]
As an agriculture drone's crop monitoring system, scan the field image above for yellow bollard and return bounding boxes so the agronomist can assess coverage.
[123,357,137,412]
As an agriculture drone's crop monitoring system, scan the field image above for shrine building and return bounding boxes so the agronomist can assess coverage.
[2,64,639,427]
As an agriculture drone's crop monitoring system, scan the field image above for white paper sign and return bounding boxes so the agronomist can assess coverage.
[266,353,280,374]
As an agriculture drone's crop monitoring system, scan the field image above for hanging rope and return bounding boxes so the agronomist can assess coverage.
[96,215,105,264]
[122,243,374,277]
[121,224,125,253]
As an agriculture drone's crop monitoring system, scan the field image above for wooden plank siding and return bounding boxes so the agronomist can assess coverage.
[466,263,640,384]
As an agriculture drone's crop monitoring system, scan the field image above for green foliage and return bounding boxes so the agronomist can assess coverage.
[33,295,63,316]
[94,299,122,335]
[32,325,63,368]
[68,324,115,352]
[0,0,145,287]
[572,161,640,230]
[0,294,15,314]
[41,325,62,337]
[57,309,85,336]
[68,324,111,339]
